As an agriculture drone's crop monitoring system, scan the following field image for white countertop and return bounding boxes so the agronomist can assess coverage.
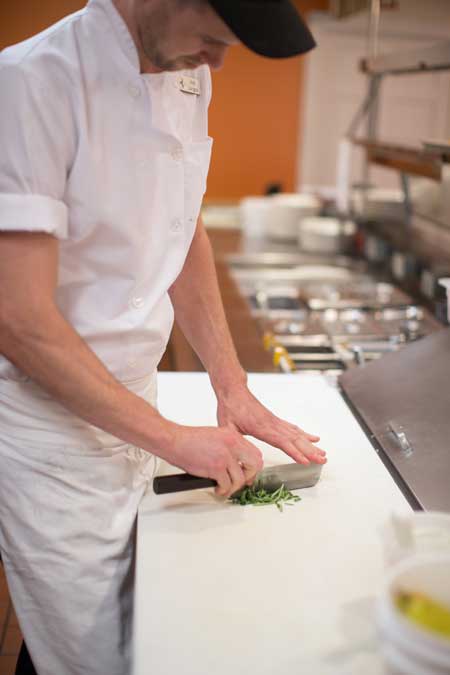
[133,373,411,675]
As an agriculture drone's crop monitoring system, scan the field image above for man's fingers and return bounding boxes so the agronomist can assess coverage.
[309,446,326,457]
[274,436,327,466]
[214,470,232,497]
[250,423,327,465]
[281,441,311,465]
[240,462,260,486]
[288,425,321,444]
[237,441,263,486]
[212,433,264,497]
[212,417,325,498]
[226,462,246,497]
[261,419,322,449]
[283,421,320,442]
[293,437,328,463]
[235,438,264,467]
[270,421,327,462]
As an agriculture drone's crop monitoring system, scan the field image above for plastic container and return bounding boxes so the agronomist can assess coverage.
[438,278,450,323]
[376,554,450,675]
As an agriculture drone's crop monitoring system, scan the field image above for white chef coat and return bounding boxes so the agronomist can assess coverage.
[0,0,213,673]
[0,0,212,400]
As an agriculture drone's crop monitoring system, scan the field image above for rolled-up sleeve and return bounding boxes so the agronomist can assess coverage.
[0,62,74,239]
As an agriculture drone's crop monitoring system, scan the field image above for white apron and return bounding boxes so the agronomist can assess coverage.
[0,374,158,675]
[0,0,212,671]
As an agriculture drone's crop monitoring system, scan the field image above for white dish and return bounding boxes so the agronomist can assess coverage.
[266,193,322,241]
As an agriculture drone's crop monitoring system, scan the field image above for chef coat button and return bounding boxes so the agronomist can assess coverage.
[127,357,138,368]
[171,147,183,162]
[130,296,145,309]
[170,218,183,233]
[128,83,142,99]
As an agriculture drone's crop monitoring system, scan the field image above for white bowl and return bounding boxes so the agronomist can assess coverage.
[376,554,450,675]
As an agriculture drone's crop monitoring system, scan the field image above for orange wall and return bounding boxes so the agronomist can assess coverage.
[208,0,329,200]
[0,1,84,48]
[0,0,328,200]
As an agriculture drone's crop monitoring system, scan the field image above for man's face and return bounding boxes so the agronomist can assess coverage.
[133,0,239,72]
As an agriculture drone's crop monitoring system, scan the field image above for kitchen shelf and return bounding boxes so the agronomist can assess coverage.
[360,40,450,76]
[422,139,450,161]
[349,136,443,181]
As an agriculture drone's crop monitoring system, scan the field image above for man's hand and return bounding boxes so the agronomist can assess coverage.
[216,383,327,467]
[168,425,264,498]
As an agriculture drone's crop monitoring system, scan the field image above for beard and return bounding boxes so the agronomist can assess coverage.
[135,1,203,72]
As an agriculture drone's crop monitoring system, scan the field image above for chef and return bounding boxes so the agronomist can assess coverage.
[0,1,326,673]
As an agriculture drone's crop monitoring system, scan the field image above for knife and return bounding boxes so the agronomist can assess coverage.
[153,462,323,495]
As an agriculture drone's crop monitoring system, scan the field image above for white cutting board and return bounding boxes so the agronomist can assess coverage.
[133,373,410,675]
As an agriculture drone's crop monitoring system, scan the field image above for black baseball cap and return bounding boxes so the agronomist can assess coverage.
[207,0,316,59]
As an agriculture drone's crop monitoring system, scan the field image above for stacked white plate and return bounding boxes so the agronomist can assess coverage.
[238,196,274,239]
[266,193,322,241]
[239,193,322,241]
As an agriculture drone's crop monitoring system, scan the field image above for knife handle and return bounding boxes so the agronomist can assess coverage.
[153,473,217,495]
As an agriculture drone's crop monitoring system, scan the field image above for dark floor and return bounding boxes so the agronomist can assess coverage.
[0,565,21,674]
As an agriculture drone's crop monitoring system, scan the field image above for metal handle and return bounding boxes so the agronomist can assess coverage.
[352,345,366,366]
[153,473,217,495]
[387,421,414,457]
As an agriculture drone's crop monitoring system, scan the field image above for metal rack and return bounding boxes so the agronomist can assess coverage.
[346,1,450,215]
[361,39,450,76]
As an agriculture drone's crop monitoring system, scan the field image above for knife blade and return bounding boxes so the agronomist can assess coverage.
[153,462,323,495]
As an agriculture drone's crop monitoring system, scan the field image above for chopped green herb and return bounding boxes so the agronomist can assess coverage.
[230,482,301,512]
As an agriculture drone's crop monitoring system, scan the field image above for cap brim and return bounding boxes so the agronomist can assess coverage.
[209,0,316,59]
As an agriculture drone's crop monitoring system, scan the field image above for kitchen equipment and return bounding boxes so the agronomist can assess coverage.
[227,251,367,272]
[265,193,321,241]
[339,327,450,511]
[238,196,273,238]
[438,278,450,323]
[297,217,357,254]
[153,461,323,495]
[352,187,406,222]
[247,285,306,319]
[227,250,439,375]
[231,263,362,288]
[364,233,392,264]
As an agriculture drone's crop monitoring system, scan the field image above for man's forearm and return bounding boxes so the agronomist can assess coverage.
[0,303,175,456]
[169,218,247,396]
